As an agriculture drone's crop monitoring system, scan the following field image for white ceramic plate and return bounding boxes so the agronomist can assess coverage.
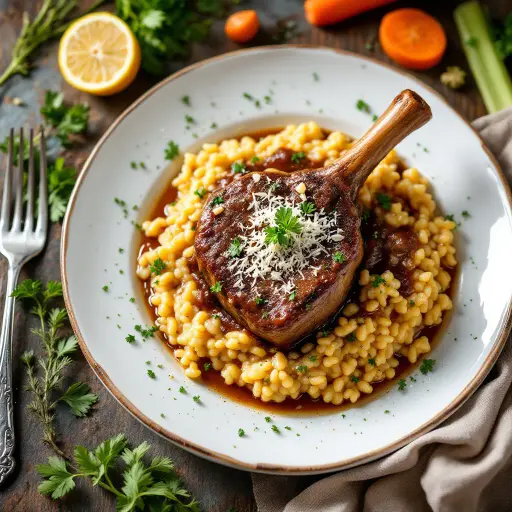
[62,47,512,474]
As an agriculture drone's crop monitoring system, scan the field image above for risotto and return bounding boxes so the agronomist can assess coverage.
[136,122,456,406]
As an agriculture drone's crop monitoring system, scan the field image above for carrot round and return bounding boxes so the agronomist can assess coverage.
[379,9,447,70]
[305,0,397,27]
[225,10,259,44]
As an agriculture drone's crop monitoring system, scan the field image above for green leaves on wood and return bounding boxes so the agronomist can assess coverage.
[37,435,200,511]
[14,279,98,455]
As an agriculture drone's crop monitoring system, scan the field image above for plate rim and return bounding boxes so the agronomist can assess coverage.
[60,45,512,474]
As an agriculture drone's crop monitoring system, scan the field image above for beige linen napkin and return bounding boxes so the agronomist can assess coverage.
[252,108,512,512]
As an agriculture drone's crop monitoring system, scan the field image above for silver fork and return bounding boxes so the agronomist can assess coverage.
[0,128,47,485]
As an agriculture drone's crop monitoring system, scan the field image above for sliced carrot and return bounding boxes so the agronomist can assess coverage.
[379,8,447,70]
[305,0,397,27]
[225,10,259,44]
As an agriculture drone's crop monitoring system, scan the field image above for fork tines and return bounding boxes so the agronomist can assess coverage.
[1,127,48,234]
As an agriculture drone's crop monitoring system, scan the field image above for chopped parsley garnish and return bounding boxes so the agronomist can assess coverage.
[212,313,220,319]
[181,95,190,106]
[376,192,392,211]
[356,99,371,113]
[211,195,224,206]
[350,375,359,383]
[321,326,331,337]
[164,140,179,161]
[289,290,297,301]
[262,312,270,319]
[125,334,135,344]
[372,276,386,288]
[204,362,211,371]
[134,325,158,339]
[147,369,156,379]
[157,364,163,369]
[194,187,207,199]
[228,237,243,258]
[368,358,376,366]
[210,282,222,293]
[308,355,318,362]
[461,210,471,219]
[179,386,186,394]
[444,214,455,222]
[313,72,319,81]
[149,258,166,275]
[284,426,291,430]
[299,201,316,216]
[130,161,137,169]
[139,162,146,170]
[333,252,346,264]
[264,95,271,104]
[251,156,261,164]
[185,114,195,124]
[398,379,407,391]
[409,300,415,306]
[361,209,370,222]
[291,151,306,164]
[114,197,129,218]
[269,182,280,193]
[420,359,436,375]
[146,361,151,365]
[210,122,218,129]
[346,333,356,342]
[264,207,302,246]
[372,114,378,122]
[102,285,109,292]
[238,428,245,437]
[410,376,417,382]
[232,161,247,174]
[265,416,271,423]
[255,296,267,305]
[193,395,200,403]
[118,248,124,253]
[243,92,253,100]
[384,410,390,414]
[271,425,280,434]
[296,365,308,374]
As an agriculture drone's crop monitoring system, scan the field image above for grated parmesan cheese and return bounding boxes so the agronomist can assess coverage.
[227,182,344,292]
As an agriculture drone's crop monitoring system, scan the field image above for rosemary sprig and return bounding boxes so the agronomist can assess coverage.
[0,0,108,87]
[13,279,98,459]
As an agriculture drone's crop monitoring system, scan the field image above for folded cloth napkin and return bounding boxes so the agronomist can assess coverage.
[252,108,512,512]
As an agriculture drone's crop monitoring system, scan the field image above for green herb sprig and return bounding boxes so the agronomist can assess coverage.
[13,280,98,459]
[36,434,199,510]
[264,207,302,247]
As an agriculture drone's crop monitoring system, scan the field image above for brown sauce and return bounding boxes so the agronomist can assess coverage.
[137,128,456,415]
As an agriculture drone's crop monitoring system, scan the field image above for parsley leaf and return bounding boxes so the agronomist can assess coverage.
[299,201,316,216]
[376,192,392,211]
[194,187,207,199]
[255,296,267,305]
[356,99,371,113]
[211,195,224,206]
[231,161,247,174]
[333,251,346,264]
[291,152,305,164]
[59,382,98,418]
[289,290,297,301]
[420,359,436,375]
[36,457,76,499]
[164,141,179,161]
[149,258,166,275]
[264,207,302,247]
[372,276,386,288]
[228,238,243,258]
[398,379,407,391]
[210,282,222,293]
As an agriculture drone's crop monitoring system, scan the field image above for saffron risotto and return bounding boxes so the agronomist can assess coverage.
[136,122,456,406]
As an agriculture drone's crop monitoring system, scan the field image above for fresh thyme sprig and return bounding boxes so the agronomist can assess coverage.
[0,0,108,87]
[36,435,200,510]
[12,279,98,459]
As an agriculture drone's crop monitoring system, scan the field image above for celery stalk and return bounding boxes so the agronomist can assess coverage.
[454,1,512,113]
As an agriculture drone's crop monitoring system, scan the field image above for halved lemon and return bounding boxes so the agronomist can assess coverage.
[58,12,141,96]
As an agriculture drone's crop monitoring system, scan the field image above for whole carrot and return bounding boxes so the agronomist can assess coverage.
[305,0,398,26]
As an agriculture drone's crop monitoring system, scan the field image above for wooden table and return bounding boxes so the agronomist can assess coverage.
[0,1,509,510]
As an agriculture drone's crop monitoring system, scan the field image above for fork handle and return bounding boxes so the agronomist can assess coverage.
[0,264,21,486]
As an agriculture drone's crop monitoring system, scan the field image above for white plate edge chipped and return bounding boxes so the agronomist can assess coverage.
[61,46,512,474]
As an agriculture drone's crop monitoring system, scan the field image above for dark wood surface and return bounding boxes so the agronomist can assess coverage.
[0,1,509,511]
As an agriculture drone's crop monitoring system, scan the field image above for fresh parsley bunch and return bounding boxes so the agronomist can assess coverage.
[0,90,89,222]
[37,434,200,511]
[115,0,225,75]
[264,206,302,247]
[13,280,98,457]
